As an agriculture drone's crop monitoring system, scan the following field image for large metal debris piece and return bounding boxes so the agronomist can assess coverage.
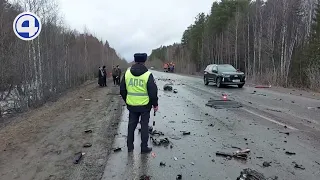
[236,168,266,180]
[149,130,164,136]
[150,137,170,147]
[206,99,242,109]
[163,84,173,91]
[216,151,248,160]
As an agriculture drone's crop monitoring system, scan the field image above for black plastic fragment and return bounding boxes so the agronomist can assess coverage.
[73,152,83,164]
[140,175,151,180]
[285,151,296,155]
[182,132,190,135]
[83,143,92,148]
[263,161,271,167]
[114,147,122,152]
[160,162,166,166]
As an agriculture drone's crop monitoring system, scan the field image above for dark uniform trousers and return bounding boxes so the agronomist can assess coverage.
[127,111,150,149]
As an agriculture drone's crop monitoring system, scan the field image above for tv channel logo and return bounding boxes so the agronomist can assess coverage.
[13,12,42,41]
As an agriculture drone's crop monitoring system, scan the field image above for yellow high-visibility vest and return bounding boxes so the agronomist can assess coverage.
[125,69,151,106]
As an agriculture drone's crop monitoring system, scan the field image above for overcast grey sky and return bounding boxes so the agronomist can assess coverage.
[58,0,214,61]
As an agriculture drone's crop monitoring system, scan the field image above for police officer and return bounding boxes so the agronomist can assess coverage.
[120,53,158,153]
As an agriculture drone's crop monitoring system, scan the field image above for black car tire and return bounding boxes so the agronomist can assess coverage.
[216,77,222,88]
[238,84,244,88]
[204,77,209,85]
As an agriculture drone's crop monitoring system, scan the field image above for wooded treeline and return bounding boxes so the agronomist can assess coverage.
[149,0,320,90]
[0,0,127,117]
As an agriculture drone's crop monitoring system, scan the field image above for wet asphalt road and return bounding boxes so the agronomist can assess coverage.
[102,71,320,180]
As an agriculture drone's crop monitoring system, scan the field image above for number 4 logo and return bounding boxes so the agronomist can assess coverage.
[13,12,42,41]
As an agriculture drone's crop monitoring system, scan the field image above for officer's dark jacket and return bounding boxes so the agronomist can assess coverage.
[120,63,158,112]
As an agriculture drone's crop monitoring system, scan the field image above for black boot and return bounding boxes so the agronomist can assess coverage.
[141,147,152,154]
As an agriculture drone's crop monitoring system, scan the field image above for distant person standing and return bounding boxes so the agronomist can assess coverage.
[102,66,107,87]
[98,67,104,87]
[112,66,117,86]
[116,65,121,85]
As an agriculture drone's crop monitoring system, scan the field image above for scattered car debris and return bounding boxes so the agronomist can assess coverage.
[205,99,242,109]
[173,89,178,93]
[188,118,203,122]
[262,161,271,167]
[307,106,320,110]
[268,176,279,180]
[176,174,182,179]
[150,130,164,136]
[208,123,215,127]
[170,136,182,140]
[285,151,296,155]
[190,162,195,165]
[140,175,151,180]
[266,108,282,112]
[279,132,290,135]
[163,84,173,91]
[174,157,178,161]
[168,121,175,123]
[84,99,91,101]
[160,161,166,166]
[236,168,266,180]
[216,149,250,160]
[231,146,242,150]
[293,162,305,170]
[113,147,122,152]
[315,161,320,166]
[151,137,170,147]
[182,131,190,135]
[73,152,85,164]
[257,93,267,96]
[84,129,92,133]
[83,143,92,148]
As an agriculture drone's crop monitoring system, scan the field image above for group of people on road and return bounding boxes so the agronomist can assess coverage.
[98,65,122,87]
[98,66,107,87]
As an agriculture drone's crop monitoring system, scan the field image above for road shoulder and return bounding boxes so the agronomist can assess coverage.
[0,82,123,180]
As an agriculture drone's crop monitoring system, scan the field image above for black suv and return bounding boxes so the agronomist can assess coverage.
[203,64,245,88]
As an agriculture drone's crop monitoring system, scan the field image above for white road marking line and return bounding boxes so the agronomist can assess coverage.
[243,108,298,130]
